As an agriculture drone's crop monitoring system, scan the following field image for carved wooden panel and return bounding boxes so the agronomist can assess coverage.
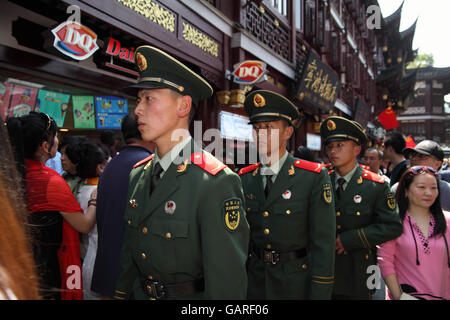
[245,2,290,60]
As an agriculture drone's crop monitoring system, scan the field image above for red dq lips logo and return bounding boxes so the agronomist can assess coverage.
[51,21,99,60]
[232,60,267,84]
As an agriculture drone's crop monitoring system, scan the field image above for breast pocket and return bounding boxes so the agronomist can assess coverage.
[150,219,189,273]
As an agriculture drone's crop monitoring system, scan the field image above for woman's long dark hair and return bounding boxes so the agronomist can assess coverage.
[6,112,58,181]
[395,169,447,237]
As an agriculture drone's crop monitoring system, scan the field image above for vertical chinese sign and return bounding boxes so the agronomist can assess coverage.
[295,50,341,112]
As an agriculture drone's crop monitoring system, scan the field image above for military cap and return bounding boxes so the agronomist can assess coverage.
[125,45,213,107]
[320,116,368,146]
[243,90,299,125]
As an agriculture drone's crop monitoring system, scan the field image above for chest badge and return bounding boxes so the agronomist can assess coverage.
[129,199,138,208]
[282,190,292,200]
[165,200,176,215]
[357,176,363,184]
[354,195,362,203]
[246,193,255,200]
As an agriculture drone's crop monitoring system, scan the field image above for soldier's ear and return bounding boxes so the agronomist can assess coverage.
[178,95,192,118]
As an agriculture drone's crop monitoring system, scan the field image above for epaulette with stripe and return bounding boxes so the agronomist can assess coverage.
[294,159,324,173]
[133,154,154,168]
[190,152,227,176]
[362,169,385,183]
[359,164,370,171]
[238,163,261,176]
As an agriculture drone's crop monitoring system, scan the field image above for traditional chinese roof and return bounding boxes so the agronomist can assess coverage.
[383,1,404,32]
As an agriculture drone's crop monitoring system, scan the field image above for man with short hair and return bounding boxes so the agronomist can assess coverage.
[113,46,249,300]
[363,148,390,184]
[393,139,450,211]
[320,116,402,300]
[383,132,408,186]
[91,113,154,298]
[240,90,336,299]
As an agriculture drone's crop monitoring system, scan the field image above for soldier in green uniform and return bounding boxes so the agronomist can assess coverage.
[239,90,336,299]
[319,116,403,300]
[113,46,250,300]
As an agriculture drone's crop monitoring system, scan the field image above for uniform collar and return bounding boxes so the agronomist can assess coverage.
[260,150,288,177]
[153,136,192,174]
[335,163,359,185]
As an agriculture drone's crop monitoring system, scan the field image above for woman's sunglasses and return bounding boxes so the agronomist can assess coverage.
[409,165,436,175]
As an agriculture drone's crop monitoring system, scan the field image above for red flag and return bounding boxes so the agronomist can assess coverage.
[377,106,399,130]
[405,136,416,148]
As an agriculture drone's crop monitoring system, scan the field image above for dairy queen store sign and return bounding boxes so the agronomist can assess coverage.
[51,21,99,60]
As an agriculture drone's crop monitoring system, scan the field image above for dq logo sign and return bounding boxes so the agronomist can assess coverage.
[51,21,99,60]
[232,60,266,84]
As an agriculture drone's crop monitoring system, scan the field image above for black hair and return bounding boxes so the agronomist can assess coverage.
[121,113,142,144]
[6,112,58,180]
[65,140,106,179]
[58,136,82,152]
[396,169,447,237]
[384,132,406,155]
[294,146,316,162]
[366,147,383,160]
[100,131,115,147]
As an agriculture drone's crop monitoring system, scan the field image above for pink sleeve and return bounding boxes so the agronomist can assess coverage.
[377,238,397,278]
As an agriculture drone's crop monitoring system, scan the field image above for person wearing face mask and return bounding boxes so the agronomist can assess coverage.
[378,166,450,300]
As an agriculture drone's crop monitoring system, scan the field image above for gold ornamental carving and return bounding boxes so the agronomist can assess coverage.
[182,22,219,58]
[117,0,175,33]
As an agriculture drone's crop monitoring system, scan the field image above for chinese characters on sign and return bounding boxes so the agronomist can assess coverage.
[296,51,341,112]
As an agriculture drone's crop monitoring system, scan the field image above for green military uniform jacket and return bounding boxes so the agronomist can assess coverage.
[331,165,402,299]
[239,153,336,299]
[114,139,250,300]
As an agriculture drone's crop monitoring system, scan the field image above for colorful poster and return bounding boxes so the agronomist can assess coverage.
[36,90,71,127]
[72,96,95,129]
[0,82,12,119]
[9,85,38,118]
[95,96,128,129]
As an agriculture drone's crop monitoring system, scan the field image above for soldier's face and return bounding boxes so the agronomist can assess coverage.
[134,88,186,143]
[252,120,293,161]
[326,140,361,168]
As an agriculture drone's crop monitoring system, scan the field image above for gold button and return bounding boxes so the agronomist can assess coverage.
[356,211,361,216]
[264,228,270,235]
[142,227,148,234]
[127,220,131,225]
[336,211,341,217]
[147,275,153,280]
[302,264,308,270]
[263,211,269,217]
[286,210,291,215]
[141,253,146,259]
[129,199,137,208]
[247,207,251,212]
[344,251,348,255]
[365,254,369,260]
[266,244,272,249]
[165,232,172,239]
[337,225,341,230]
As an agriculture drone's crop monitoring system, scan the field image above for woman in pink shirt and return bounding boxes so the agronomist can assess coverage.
[378,166,450,300]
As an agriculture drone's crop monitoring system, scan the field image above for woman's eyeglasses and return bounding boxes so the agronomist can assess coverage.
[409,166,436,175]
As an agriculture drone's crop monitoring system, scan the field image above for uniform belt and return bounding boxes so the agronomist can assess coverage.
[141,277,204,300]
[252,247,307,265]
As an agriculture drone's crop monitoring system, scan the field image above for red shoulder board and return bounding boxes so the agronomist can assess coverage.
[294,160,324,173]
[362,169,385,183]
[190,152,227,176]
[238,163,261,176]
[360,164,370,171]
[133,154,154,168]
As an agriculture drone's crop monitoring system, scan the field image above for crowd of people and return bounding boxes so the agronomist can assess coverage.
[0,45,449,300]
